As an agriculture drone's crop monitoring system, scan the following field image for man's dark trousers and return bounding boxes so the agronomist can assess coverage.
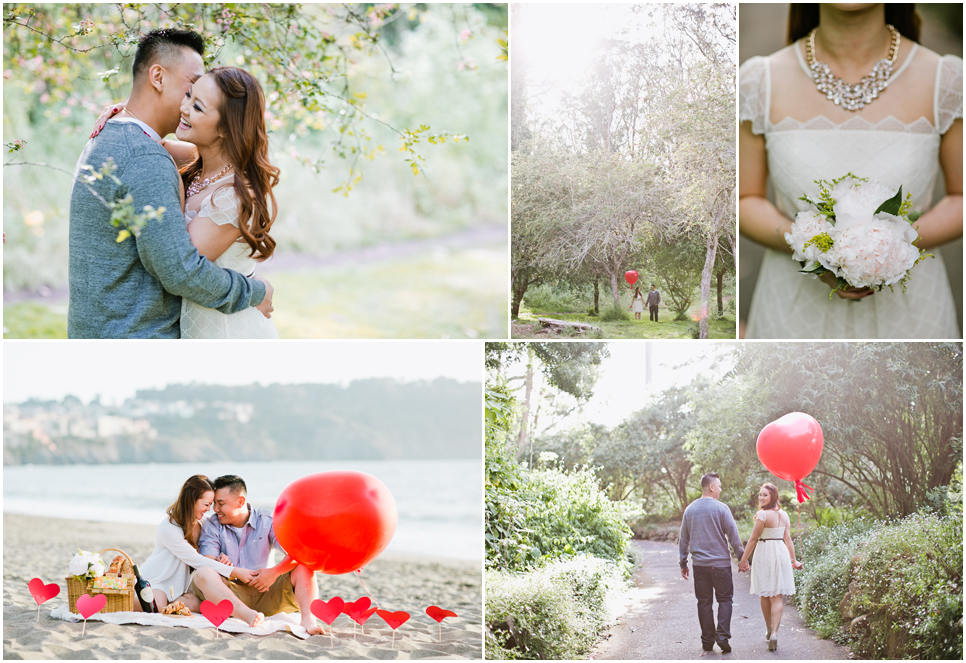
[649,305,659,322]
[693,565,733,650]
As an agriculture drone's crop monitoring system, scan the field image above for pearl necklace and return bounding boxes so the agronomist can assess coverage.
[186,163,233,198]
[805,25,900,112]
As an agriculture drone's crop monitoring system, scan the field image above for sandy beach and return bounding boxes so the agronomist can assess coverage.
[3,514,482,659]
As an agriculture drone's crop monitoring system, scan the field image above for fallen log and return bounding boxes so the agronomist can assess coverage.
[537,318,601,334]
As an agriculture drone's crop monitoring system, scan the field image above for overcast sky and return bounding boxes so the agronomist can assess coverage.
[517,341,737,432]
[3,341,482,404]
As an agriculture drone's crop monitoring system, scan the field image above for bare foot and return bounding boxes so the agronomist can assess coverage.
[301,618,325,635]
[249,612,265,628]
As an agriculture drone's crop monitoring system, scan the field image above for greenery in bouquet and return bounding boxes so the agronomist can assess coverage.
[68,549,106,580]
[785,173,932,297]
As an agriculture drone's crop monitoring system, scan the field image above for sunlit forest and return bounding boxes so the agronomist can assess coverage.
[511,4,735,339]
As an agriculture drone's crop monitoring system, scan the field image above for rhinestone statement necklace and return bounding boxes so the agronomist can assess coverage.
[805,25,900,112]
[186,163,233,198]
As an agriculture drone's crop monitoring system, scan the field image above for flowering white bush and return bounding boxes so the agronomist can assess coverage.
[68,549,106,580]
[785,174,930,296]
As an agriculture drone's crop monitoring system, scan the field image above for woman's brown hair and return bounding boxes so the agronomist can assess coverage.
[787,4,922,44]
[181,66,280,261]
[761,483,781,511]
[166,474,215,549]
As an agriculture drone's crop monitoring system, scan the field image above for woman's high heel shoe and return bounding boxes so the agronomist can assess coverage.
[768,634,778,651]
[765,626,772,642]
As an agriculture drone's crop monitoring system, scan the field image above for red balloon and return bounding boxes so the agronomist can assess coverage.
[756,412,824,483]
[274,471,397,575]
[625,270,639,286]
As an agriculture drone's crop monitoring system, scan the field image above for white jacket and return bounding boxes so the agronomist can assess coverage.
[139,516,234,600]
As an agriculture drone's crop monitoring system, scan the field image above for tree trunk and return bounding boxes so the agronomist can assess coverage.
[511,275,531,318]
[610,270,620,309]
[593,279,600,314]
[516,354,533,459]
[699,231,719,340]
[716,268,724,315]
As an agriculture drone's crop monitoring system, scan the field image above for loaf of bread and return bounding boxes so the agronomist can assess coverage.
[161,600,192,616]
[108,555,124,575]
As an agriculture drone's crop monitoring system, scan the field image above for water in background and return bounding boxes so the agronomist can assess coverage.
[3,459,482,561]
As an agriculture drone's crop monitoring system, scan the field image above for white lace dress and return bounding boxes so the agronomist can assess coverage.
[749,517,795,598]
[740,44,962,339]
[180,179,279,339]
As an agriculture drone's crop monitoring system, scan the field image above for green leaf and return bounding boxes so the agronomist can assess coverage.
[799,261,826,274]
[908,210,922,222]
[874,185,903,216]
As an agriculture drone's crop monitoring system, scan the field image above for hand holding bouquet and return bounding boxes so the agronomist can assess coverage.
[68,549,106,580]
[785,174,931,298]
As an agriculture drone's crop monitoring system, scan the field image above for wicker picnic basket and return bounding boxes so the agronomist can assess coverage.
[66,547,137,614]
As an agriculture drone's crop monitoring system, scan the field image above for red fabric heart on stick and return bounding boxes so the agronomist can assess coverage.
[75,593,106,636]
[76,593,106,619]
[376,609,410,630]
[311,596,344,646]
[342,597,372,622]
[426,605,457,623]
[376,609,410,648]
[426,605,457,641]
[311,597,344,625]
[28,578,61,606]
[200,599,233,637]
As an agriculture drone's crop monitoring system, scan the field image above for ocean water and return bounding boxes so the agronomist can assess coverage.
[3,459,482,561]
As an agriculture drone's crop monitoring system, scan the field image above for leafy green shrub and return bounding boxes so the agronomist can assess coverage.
[793,518,875,638]
[794,511,963,659]
[486,467,631,572]
[600,305,630,322]
[523,284,582,313]
[486,556,626,659]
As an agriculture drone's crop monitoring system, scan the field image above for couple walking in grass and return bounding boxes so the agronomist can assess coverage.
[679,473,804,654]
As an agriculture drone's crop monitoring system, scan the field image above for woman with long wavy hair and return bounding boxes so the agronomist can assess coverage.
[94,65,281,338]
[138,475,254,612]
[736,483,803,651]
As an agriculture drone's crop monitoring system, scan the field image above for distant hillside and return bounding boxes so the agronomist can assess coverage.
[3,379,482,465]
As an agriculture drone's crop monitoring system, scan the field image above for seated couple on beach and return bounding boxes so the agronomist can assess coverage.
[137,474,324,634]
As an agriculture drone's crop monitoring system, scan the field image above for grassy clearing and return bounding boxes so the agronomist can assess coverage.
[512,303,737,339]
[3,246,507,339]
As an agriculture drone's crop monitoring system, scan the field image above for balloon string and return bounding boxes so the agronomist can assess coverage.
[353,570,380,609]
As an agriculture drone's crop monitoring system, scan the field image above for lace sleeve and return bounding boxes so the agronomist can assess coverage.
[739,56,769,135]
[935,55,963,135]
[198,185,239,227]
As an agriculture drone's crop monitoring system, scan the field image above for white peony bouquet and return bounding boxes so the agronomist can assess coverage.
[785,174,931,297]
[69,549,106,580]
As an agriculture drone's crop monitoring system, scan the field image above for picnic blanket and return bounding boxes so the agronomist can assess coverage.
[49,606,311,639]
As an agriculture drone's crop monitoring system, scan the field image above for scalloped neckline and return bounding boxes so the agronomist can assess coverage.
[768,114,936,133]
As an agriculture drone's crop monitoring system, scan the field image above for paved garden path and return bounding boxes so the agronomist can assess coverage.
[590,540,852,660]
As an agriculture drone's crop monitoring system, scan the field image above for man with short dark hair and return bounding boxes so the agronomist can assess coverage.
[188,474,323,634]
[679,472,747,654]
[68,29,273,338]
[646,284,661,322]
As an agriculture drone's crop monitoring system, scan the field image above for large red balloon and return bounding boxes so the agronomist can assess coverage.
[274,471,397,575]
[625,270,639,286]
[756,412,824,481]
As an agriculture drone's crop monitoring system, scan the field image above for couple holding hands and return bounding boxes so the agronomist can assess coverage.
[679,473,804,654]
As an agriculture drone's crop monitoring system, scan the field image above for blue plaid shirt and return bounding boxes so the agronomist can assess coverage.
[198,505,287,570]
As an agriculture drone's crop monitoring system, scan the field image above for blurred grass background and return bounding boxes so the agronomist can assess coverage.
[3,5,509,338]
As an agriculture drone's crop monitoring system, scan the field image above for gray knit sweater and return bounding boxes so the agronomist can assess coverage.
[679,497,745,569]
[67,121,265,338]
